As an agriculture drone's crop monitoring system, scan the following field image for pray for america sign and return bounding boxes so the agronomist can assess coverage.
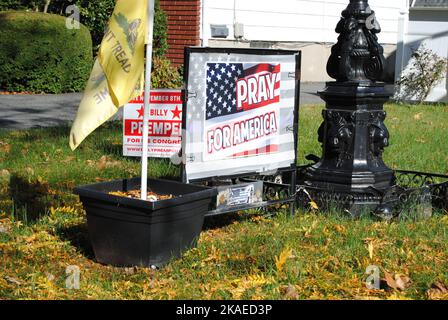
[204,62,281,161]
[183,48,300,182]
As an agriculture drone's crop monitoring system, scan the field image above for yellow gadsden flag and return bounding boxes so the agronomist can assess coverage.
[70,0,147,150]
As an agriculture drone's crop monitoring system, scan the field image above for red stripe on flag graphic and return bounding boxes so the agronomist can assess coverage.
[231,144,279,158]
[244,64,281,76]
[237,63,281,112]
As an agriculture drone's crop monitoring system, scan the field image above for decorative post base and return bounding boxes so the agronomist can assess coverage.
[303,0,397,215]
[304,82,396,215]
[305,82,395,190]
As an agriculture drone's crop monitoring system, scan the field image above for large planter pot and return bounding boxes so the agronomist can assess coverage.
[74,178,217,267]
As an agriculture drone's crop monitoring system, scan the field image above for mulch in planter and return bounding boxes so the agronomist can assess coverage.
[109,190,173,202]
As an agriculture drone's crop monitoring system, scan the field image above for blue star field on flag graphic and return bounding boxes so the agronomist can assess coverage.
[206,63,244,120]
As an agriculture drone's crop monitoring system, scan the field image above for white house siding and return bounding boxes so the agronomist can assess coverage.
[396,8,448,102]
[201,0,407,82]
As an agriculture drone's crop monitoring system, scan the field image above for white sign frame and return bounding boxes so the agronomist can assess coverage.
[182,47,301,183]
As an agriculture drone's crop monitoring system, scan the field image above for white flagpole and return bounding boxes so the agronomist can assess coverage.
[141,0,155,200]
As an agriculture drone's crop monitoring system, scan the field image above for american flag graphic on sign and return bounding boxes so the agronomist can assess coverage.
[203,62,282,161]
[206,63,281,120]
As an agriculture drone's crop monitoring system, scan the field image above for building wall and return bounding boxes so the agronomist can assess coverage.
[201,0,406,44]
[201,0,406,81]
[396,8,448,102]
[160,0,201,67]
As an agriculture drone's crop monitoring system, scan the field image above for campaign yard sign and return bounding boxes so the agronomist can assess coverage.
[183,48,300,182]
[123,89,182,158]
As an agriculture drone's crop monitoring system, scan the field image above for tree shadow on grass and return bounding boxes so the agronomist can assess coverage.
[203,210,270,231]
[56,223,95,260]
[203,213,242,231]
[8,173,65,223]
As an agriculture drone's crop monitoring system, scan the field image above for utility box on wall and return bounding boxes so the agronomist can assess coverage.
[210,24,229,38]
[234,22,244,39]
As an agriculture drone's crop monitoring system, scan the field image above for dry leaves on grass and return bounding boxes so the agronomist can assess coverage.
[49,206,79,217]
[383,272,412,291]
[367,242,374,260]
[387,293,412,300]
[86,156,121,170]
[363,238,392,261]
[203,245,223,263]
[426,282,448,300]
[0,224,10,234]
[230,274,275,299]
[301,221,319,239]
[309,200,319,211]
[0,169,10,180]
[41,152,50,162]
[333,224,347,235]
[414,113,423,120]
[282,284,300,300]
[0,141,11,154]
[275,247,294,274]
[355,296,383,300]
[4,276,22,286]
[61,156,76,164]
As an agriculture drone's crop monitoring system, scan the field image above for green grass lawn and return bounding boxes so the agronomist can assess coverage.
[0,103,447,300]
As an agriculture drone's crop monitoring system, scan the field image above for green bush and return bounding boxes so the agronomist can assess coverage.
[395,45,448,104]
[73,0,168,56]
[152,0,169,58]
[0,0,34,11]
[0,11,93,93]
[73,0,119,52]
[151,56,183,89]
[0,0,169,57]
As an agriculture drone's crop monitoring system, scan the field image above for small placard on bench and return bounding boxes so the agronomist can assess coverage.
[216,181,263,209]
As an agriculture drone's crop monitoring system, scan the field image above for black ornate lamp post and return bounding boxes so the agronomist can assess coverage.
[304,0,395,214]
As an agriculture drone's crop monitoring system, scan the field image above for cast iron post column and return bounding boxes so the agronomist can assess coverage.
[305,0,395,212]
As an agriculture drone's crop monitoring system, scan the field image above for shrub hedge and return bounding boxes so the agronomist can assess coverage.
[0,0,169,57]
[76,0,168,57]
[151,56,183,89]
[0,11,93,93]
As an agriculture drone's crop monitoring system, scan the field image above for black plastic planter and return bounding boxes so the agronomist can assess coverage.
[74,178,217,268]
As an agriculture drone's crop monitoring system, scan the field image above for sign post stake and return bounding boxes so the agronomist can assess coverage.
[141,0,155,200]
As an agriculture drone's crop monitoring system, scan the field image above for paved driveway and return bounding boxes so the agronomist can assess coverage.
[0,83,326,130]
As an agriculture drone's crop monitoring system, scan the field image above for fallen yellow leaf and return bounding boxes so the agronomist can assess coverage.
[387,293,412,300]
[368,242,374,260]
[275,247,293,274]
[427,282,448,300]
[384,272,411,291]
[309,200,319,211]
[283,284,299,300]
